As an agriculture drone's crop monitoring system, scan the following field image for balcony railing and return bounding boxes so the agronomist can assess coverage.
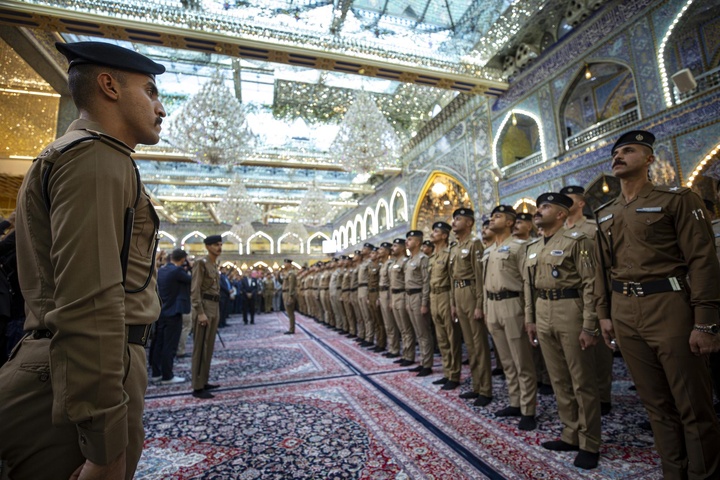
[674,66,720,103]
[501,151,544,177]
[565,107,639,150]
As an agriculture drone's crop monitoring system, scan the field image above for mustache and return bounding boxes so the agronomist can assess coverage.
[612,160,625,168]
[155,117,163,126]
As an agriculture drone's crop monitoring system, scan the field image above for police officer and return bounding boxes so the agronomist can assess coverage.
[389,238,417,366]
[485,206,537,431]
[367,247,386,352]
[450,208,493,407]
[405,230,433,376]
[560,185,613,416]
[0,41,165,480]
[357,243,375,347]
[595,130,720,478]
[429,221,463,390]
[341,256,357,337]
[191,235,223,400]
[282,259,298,334]
[377,243,401,358]
[512,212,536,241]
[524,192,601,470]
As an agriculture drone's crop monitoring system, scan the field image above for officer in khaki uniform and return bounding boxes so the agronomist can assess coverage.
[404,230,434,376]
[357,244,374,346]
[0,42,165,479]
[449,208,493,407]
[595,131,720,479]
[263,272,275,313]
[428,222,463,390]
[341,256,357,337]
[485,206,537,431]
[367,247,387,352]
[282,259,298,334]
[320,262,335,327]
[378,243,401,358]
[389,238,417,365]
[190,235,223,400]
[350,253,365,342]
[329,258,345,331]
[560,185,613,415]
[524,192,601,470]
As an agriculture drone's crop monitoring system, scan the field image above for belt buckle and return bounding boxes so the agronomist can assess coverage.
[550,290,558,301]
[626,282,643,297]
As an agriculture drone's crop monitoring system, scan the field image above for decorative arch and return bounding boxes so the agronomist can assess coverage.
[354,214,365,241]
[411,171,473,233]
[157,230,177,246]
[390,187,408,226]
[493,109,546,171]
[659,0,695,107]
[180,230,206,247]
[181,230,207,257]
[364,207,377,236]
[346,220,356,246]
[586,173,621,212]
[277,232,304,254]
[338,225,348,249]
[512,197,537,214]
[221,231,243,254]
[376,198,390,231]
[308,232,331,254]
[221,262,241,273]
[332,230,340,251]
[686,143,720,187]
[246,231,274,255]
[252,261,270,269]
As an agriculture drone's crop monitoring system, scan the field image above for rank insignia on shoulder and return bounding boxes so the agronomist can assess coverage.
[598,214,613,224]
[461,249,469,254]
[636,207,662,213]
[528,253,537,259]
[550,250,564,256]
[571,232,579,237]
[497,246,510,252]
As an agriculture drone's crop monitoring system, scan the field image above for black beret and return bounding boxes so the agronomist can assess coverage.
[422,240,434,248]
[363,242,375,249]
[372,246,379,251]
[491,205,517,218]
[516,212,533,222]
[559,185,585,195]
[354,250,361,255]
[432,221,451,231]
[379,242,393,249]
[482,219,490,227]
[536,192,573,210]
[453,208,474,218]
[55,41,165,75]
[406,230,423,238]
[204,235,222,245]
[611,130,655,153]
[284,258,293,264]
[393,238,406,245]
[340,255,349,260]
[332,257,339,262]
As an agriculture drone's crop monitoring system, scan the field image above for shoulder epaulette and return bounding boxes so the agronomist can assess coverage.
[655,185,690,195]
[563,229,586,240]
[593,198,617,216]
[513,238,528,244]
[449,241,458,247]
[527,237,542,246]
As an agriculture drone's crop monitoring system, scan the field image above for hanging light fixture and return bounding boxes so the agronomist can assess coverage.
[601,174,610,193]
[166,71,256,165]
[511,112,518,126]
[230,220,256,239]
[296,182,334,226]
[283,220,309,240]
[584,64,592,80]
[330,91,402,175]
[215,179,263,226]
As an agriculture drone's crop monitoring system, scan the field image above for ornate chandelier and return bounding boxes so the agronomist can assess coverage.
[215,179,263,226]
[330,92,402,175]
[296,183,334,226]
[230,220,256,239]
[166,72,256,165]
[283,220,309,240]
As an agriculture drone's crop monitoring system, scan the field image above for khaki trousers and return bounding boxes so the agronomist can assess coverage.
[352,294,365,340]
[594,338,613,404]
[392,292,416,362]
[330,290,346,331]
[368,291,386,349]
[379,290,400,354]
[536,297,601,453]
[486,296,537,415]
[282,293,296,333]
[191,300,220,390]
[430,290,462,382]
[454,286,492,396]
[357,286,373,341]
[0,336,147,480]
[405,292,434,368]
[341,293,356,335]
[264,291,274,313]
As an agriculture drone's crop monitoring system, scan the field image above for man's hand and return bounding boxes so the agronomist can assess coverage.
[525,323,538,347]
[70,452,125,480]
[599,318,616,350]
[451,306,457,320]
[579,331,599,350]
[198,312,209,327]
[473,308,483,321]
[421,305,428,315]
[689,329,720,355]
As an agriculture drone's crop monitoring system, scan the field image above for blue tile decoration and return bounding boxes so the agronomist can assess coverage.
[537,85,559,159]
[630,17,665,118]
[676,122,720,179]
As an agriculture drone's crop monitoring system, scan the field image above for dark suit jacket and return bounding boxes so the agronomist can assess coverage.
[157,263,192,317]
[240,276,259,297]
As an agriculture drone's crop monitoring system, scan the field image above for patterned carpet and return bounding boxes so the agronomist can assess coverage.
[139,311,664,479]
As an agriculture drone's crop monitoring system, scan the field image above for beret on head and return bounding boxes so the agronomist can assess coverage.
[422,240,434,248]
[536,192,573,210]
[393,238,406,245]
[516,212,533,222]
[204,235,222,245]
[284,258,293,264]
[482,219,490,227]
[452,208,474,219]
[432,221,451,231]
[380,242,393,249]
[406,230,423,238]
[363,242,375,249]
[340,255,349,260]
[559,185,585,195]
[611,130,655,153]
[491,205,516,218]
[55,41,165,75]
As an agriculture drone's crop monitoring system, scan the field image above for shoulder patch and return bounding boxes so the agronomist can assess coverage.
[655,185,690,195]
[513,238,527,244]
[450,241,458,247]
[527,237,542,246]
[563,229,586,240]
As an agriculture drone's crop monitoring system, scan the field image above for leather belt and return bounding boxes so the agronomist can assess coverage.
[202,293,220,302]
[431,285,451,294]
[350,288,358,292]
[368,288,379,293]
[487,290,521,301]
[359,283,368,287]
[406,288,422,295]
[31,325,152,347]
[380,286,389,291]
[537,288,580,300]
[342,288,352,292]
[453,279,474,288]
[391,288,405,294]
[612,277,684,297]
[336,287,343,290]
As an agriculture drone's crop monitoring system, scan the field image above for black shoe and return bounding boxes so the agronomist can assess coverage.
[364,342,376,349]
[399,359,415,367]
[629,385,637,391]
[204,383,220,390]
[386,353,400,359]
[393,358,404,364]
[346,334,356,338]
[495,406,522,417]
[462,359,469,365]
[373,346,385,353]
[250,321,254,324]
[408,365,423,372]
[473,395,492,407]
[639,420,653,432]
[542,440,579,452]
[192,389,214,399]
[284,331,295,335]
[243,321,248,325]
[518,415,537,431]
[441,380,459,390]
[416,368,432,377]
[491,367,504,377]
[574,450,599,470]
[459,391,479,399]
[432,377,449,385]
[601,402,612,416]
[538,383,554,395]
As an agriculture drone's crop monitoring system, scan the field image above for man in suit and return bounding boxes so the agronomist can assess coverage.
[151,249,191,384]
[241,270,260,324]
[218,267,232,328]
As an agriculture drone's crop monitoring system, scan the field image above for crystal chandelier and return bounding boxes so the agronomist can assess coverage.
[166,72,256,165]
[215,179,263,226]
[230,220,256,239]
[330,92,402,175]
[296,183,334,226]
[283,220,309,240]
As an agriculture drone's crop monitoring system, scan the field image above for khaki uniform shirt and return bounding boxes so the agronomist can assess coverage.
[368,261,380,290]
[594,183,720,323]
[449,236,485,311]
[485,237,526,294]
[566,216,597,239]
[389,256,409,290]
[329,267,341,291]
[15,119,160,463]
[405,252,430,307]
[358,258,370,285]
[191,257,219,316]
[282,269,297,297]
[523,228,597,330]
[341,268,352,290]
[429,246,451,291]
[264,276,275,293]
[379,258,393,288]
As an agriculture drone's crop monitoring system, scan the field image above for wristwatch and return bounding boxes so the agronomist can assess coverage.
[693,324,719,335]
[583,327,600,337]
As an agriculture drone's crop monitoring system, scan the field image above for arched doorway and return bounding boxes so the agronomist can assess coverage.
[412,172,472,234]
[585,174,621,213]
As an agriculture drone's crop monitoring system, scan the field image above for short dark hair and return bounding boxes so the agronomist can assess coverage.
[68,65,126,111]
[170,248,188,261]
